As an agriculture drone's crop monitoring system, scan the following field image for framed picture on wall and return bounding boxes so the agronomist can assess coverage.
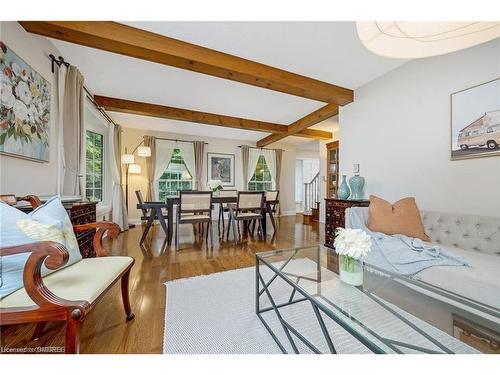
[207,152,235,186]
[0,41,51,162]
[451,78,500,160]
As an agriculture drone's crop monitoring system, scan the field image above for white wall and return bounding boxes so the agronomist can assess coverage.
[122,127,300,222]
[340,39,500,217]
[0,22,62,196]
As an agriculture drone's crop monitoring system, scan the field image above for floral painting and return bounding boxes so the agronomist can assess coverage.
[0,41,51,162]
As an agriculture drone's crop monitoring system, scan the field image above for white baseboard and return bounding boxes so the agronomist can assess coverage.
[279,211,297,217]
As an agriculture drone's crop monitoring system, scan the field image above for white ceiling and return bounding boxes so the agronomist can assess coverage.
[50,21,407,145]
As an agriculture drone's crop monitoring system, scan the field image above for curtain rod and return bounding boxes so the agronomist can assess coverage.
[238,145,284,152]
[49,54,117,128]
[84,87,117,127]
[156,137,208,145]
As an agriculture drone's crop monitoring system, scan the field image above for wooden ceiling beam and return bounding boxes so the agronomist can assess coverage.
[19,21,353,105]
[256,103,339,147]
[94,95,332,140]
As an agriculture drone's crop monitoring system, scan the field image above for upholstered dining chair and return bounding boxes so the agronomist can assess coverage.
[227,191,265,243]
[175,191,214,249]
[216,189,238,236]
[250,190,280,235]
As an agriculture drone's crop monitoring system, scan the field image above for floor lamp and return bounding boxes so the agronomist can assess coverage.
[122,141,151,227]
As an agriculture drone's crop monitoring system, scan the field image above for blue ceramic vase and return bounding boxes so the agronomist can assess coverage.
[337,175,350,199]
[349,174,365,199]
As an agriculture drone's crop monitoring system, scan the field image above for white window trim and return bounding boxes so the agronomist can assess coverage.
[84,101,112,209]
[248,155,275,191]
[158,149,194,199]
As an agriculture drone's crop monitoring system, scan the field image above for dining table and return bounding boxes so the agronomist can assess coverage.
[165,195,278,246]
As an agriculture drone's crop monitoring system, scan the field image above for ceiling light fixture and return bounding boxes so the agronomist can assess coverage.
[356,22,500,59]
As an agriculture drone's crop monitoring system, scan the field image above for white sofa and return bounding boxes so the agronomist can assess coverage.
[346,207,500,310]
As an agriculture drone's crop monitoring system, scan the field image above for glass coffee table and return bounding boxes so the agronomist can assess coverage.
[255,246,500,354]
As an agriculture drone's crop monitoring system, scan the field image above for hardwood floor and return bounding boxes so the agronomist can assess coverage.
[0,215,322,354]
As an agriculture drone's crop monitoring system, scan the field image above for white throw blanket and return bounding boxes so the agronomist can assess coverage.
[346,207,469,276]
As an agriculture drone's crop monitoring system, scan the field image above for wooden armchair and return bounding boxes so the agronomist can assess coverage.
[0,196,135,354]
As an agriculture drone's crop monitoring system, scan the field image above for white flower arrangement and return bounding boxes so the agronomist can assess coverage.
[207,179,223,192]
[334,227,372,260]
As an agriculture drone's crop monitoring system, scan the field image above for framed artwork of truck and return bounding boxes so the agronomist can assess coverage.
[451,78,500,160]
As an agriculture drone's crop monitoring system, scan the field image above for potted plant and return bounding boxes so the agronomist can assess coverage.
[333,228,372,286]
[207,179,223,195]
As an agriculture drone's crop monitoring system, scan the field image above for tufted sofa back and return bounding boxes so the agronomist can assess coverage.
[346,207,500,255]
[421,211,500,255]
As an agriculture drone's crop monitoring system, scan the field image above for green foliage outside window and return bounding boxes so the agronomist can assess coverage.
[158,148,193,201]
[85,130,103,202]
[248,155,273,191]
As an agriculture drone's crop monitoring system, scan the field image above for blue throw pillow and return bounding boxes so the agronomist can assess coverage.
[0,196,82,299]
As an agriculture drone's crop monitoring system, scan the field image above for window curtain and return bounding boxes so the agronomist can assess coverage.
[193,141,205,190]
[241,145,249,189]
[109,123,128,230]
[177,141,196,186]
[55,65,67,195]
[247,147,261,187]
[143,136,156,201]
[153,139,176,200]
[261,149,277,189]
[275,149,283,190]
[62,66,85,195]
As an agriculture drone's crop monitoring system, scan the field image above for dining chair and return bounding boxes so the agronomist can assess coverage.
[227,191,265,243]
[175,190,214,249]
[265,190,280,231]
[250,190,280,235]
[217,189,238,236]
[135,190,169,245]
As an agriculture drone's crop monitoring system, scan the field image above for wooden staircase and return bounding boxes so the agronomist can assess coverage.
[302,172,320,224]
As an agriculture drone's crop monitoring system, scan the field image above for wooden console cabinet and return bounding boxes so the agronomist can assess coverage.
[68,202,97,258]
[324,198,370,248]
[324,198,370,273]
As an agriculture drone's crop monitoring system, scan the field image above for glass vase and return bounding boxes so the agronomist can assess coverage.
[339,255,363,286]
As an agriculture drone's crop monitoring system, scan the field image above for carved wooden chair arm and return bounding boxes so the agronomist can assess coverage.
[16,195,42,208]
[0,241,90,313]
[72,221,120,257]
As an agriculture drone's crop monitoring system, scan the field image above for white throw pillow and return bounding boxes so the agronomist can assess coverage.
[0,196,82,299]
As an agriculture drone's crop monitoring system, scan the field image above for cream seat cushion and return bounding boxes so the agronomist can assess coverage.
[179,214,211,221]
[0,256,133,309]
[415,245,500,309]
[236,212,262,219]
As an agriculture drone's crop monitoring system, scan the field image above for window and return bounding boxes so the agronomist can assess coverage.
[158,148,193,201]
[85,130,103,202]
[248,155,273,191]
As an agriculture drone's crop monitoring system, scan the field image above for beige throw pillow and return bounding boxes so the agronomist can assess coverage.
[367,195,430,241]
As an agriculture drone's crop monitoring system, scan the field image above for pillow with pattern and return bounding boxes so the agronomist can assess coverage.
[0,196,82,299]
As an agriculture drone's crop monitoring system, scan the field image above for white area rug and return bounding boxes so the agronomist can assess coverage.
[163,259,477,354]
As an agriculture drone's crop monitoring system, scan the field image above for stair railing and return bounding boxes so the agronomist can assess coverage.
[303,171,320,213]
